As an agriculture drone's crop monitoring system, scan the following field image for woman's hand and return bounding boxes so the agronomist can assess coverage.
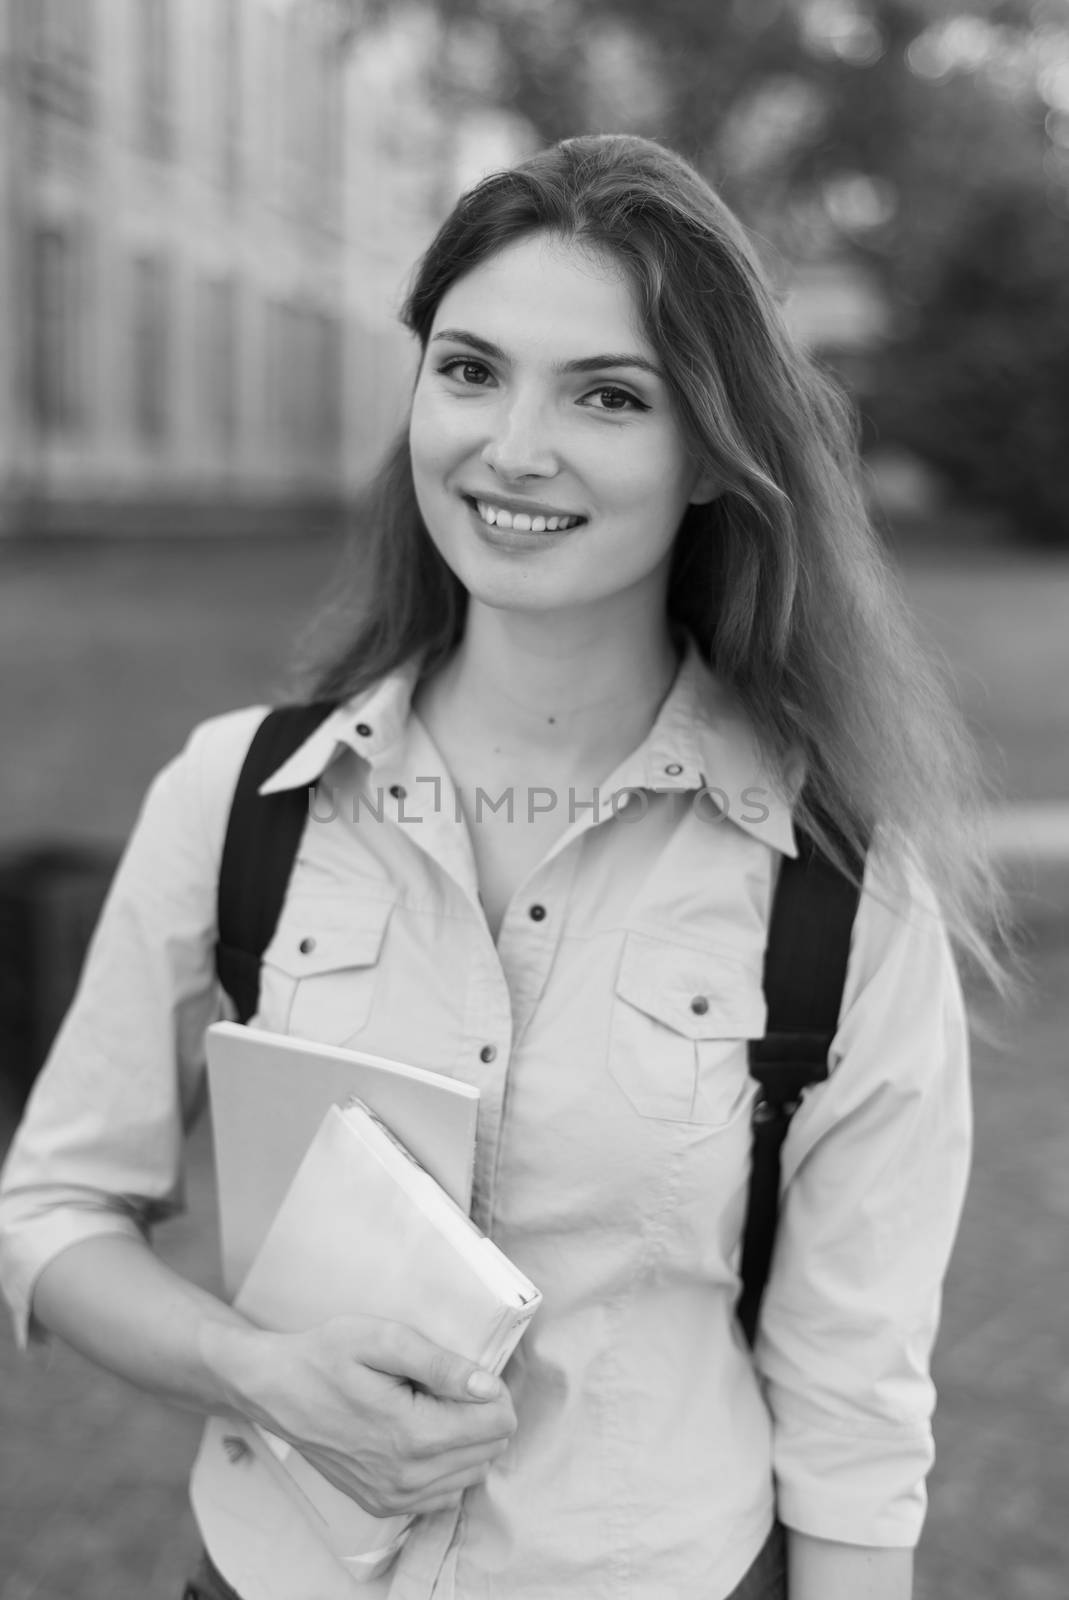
[32,1238,516,1518]
[206,1313,518,1517]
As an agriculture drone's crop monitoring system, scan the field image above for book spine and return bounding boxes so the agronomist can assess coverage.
[479,1298,542,1376]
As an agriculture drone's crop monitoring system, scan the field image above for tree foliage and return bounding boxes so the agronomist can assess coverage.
[871,181,1069,544]
[426,0,1069,540]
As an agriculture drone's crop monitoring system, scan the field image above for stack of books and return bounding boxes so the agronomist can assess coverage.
[191,1023,541,1585]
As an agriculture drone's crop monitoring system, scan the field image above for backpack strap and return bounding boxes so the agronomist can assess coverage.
[736,811,867,1347]
[215,703,336,1024]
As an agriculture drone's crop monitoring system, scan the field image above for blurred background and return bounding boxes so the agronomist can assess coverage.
[1,1,1068,1596]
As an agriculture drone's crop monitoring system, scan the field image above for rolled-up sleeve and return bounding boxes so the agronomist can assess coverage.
[0,708,265,1346]
[753,852,972,1547]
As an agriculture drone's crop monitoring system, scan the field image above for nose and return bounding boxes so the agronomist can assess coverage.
[480,390,558,481]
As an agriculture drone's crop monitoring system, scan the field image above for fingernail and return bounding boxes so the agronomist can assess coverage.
[467,1371,499,1399]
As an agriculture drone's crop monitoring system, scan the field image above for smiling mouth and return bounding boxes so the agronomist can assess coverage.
[465,496,586,533]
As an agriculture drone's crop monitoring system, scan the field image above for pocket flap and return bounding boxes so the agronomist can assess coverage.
[614,931,766,1040]
[262,896,393,978]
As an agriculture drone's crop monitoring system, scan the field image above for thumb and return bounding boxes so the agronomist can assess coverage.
[364,1320,502,1402]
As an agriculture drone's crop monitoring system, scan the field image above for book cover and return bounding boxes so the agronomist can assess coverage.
[205,1021,480,1295]
[227,1098,541,1581]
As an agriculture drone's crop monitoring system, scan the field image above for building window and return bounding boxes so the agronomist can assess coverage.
[262,11,285,202]
[138,0,172,158]
[219,0,241,195]
[27,0,94,123]
[132,255,169,444]
[321,52,344,223]
[264,296,283,452]
[285,9,307,184]
[311,309,343,466]
[30,224,83,434]
[200,277,239,456]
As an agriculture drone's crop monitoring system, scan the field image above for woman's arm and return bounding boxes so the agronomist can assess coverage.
[788,1531,913,1599]
[2,715,513,1518]
[32,1232,516,1517]
[754,852,972,1553]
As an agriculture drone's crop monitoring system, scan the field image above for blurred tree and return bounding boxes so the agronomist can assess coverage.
[870,179,1069,544]
[426,0,1069,540]
[429,0,1062,277]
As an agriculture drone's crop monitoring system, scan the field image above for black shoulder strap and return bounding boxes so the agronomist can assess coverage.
[215,703,335,1024]
[736,811,867,1347]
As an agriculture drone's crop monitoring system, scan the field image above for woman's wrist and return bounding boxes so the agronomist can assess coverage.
[198,1314,276,1424]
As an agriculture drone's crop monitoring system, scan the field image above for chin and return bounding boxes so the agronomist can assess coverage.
[466,573,573,614]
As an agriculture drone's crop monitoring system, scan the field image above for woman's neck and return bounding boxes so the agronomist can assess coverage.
[415,598,681,779]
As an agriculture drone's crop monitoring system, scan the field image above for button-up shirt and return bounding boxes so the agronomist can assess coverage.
[0,643,971,1600]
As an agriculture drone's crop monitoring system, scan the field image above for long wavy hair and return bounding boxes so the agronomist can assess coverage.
[297,132,1009,984]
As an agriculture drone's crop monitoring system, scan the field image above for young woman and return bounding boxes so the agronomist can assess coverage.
[0,135,1003,1600]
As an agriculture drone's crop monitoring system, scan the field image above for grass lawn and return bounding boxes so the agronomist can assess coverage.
[0,535,347,850]
[901,545,1069,804]
[918,934,1069,1599]
[0,534,1067,852]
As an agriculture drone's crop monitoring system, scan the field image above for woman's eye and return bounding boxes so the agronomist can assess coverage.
[439,358,493,386]
[586,386,647,413]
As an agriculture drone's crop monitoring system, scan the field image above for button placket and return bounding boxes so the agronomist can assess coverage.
[456,935,513,1234]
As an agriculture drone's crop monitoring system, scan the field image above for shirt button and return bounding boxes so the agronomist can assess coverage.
[299,936,317,955]
[389,784,406,799]
[690,994,709,1015]
[665,762,684,777]
[355,722,372,737]
[479,1044,497,1064]
[528,903,547,922]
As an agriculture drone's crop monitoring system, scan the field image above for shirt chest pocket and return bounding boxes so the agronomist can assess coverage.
[608,932,766,1127]
[258,893,394,1046]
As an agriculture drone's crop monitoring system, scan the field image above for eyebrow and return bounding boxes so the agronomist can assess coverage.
[430,328,665,380]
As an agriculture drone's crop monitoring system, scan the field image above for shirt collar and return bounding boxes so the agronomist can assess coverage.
[258,654,425,796]
[258,639,798,857]
[616,638,799,857]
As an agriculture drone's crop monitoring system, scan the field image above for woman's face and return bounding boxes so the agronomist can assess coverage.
[408,232,716,624]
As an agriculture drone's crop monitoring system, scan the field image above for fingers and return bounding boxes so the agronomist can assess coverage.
[401,1433,512,1488]
[387,1442,506,1508]
[359,1319,503,1404]
[403,1459,497,1513]
[255,1317,519,1521]
[305,1435,509,1518]
[405,1382,517,1456]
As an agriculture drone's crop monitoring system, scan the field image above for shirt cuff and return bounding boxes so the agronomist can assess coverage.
[0,1205,146,1351]
[773,1422,931,1547]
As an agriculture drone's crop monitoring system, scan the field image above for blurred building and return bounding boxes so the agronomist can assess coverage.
[0,0,539,539]
[341,4,534,489]
[0,0,352,537]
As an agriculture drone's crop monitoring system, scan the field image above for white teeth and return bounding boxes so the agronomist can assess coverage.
[473,499,581,533]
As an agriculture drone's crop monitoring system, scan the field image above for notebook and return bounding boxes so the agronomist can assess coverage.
[205,1021,480,1296]
[229,1097,541,1581]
